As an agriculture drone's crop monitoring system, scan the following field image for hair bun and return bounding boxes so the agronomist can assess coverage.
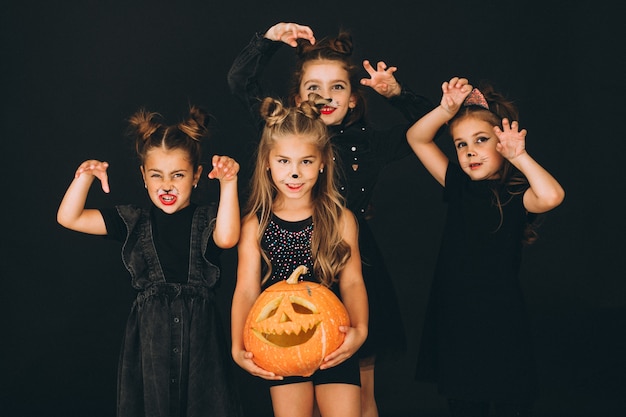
[296,93,329,119]
[128,109,162,142]
[296,30,353,59]
[178,106,210,142]
[260,97,290,127]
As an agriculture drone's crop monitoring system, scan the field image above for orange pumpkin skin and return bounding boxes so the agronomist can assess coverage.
[243,266,350,377]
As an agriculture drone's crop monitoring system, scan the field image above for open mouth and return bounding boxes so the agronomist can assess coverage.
[252,323,319,347]
[320,106,336,115]
[159,194,177,205]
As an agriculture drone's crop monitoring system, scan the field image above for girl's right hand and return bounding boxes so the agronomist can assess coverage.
[75,160,110,193]
[232,348,283,381]
[264,22,315,47]
[440,77,472,115]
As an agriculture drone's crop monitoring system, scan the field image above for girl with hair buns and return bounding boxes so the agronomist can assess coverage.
[228,22,434,416]
[57,106,243,417]
[231,95,368,417]
[408,78,565,416]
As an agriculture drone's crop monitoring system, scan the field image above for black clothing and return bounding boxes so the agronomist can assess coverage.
[260,213,361,387]
[415,164,537,403]
[100,204,242,417]
[228,32,434,360]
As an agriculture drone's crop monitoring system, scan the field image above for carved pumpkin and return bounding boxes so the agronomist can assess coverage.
[243,265,350,377]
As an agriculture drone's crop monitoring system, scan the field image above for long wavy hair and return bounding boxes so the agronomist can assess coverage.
[245,94,351,286]
[288,30,366,128]
[449,83,539,244]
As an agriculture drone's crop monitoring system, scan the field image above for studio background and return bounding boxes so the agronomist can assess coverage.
[2,1,624,416]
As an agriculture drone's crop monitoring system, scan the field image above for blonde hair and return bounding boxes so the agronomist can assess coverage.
[245,95,351,286]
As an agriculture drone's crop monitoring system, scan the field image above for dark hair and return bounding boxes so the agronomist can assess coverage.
[126,106,210,170]
[287,30,367,127]
[449,83,539,244]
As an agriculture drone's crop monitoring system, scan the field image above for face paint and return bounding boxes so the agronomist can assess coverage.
[157,187,179,206]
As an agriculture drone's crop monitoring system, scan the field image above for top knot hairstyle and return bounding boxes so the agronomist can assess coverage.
[260,93,331,128]
[288,30,366,127]
[126,106,211,170]
[247,94,351,287]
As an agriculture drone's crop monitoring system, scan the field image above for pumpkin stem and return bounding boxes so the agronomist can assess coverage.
[286,265,308,284]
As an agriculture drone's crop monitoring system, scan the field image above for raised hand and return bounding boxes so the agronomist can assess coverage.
[207,155,239,182]
[494,118,527,160]
[264,22,315,47]
[75,159,110,193]
[360,60,401,98]
[440,77,472,115]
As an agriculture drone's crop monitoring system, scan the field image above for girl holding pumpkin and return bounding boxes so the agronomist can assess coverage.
[57,106,243,417]
[227,22,434,417]
[407,77,565,417]
[231,95,369,417]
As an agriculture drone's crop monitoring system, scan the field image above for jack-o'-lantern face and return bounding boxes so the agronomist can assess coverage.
[243,265,350,377]
[251,293,320,347]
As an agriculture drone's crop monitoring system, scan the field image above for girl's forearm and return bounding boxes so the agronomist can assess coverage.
[407,105,452,146]
[213,179,240,248]
[57,175,93,227]
[512,152,565,212]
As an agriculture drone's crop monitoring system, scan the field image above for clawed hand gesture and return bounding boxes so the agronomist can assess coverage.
[207,155,239,182]
[75,160,110,193]
[360,60,401,98]
[495,119,527,160]
[441,77,473,115]
[265,22,315,47]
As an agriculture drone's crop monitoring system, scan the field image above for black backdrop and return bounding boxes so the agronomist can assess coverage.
[2,1,625,416]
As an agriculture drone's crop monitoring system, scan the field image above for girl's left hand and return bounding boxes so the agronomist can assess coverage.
[208,155,239,181]
[319,325,366,369]
[494,118,527,160]
[360,60,401,98]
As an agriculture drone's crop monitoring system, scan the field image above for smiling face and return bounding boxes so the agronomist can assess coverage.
[140,146,202,214]
[268,135,324,204]
[296,60,356,126]
[451,116,504,181]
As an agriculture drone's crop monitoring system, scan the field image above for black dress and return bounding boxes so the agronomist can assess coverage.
[415,164,537,403]
[227,32,434,360]
[101,204,243,417]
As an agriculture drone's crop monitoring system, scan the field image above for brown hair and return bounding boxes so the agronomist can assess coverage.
[126,106,210,170]
[449,83,539,244]
[287,30,367,127]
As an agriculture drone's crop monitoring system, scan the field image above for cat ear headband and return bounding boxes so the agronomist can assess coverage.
[463,88,489,110]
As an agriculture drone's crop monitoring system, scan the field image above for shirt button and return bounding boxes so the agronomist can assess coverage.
[173,348,179,353]
[351,146,357,151]
[361,188,365,192]
[173,317,180,323]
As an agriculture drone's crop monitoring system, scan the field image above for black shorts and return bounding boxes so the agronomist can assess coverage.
[266,355,361,387]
